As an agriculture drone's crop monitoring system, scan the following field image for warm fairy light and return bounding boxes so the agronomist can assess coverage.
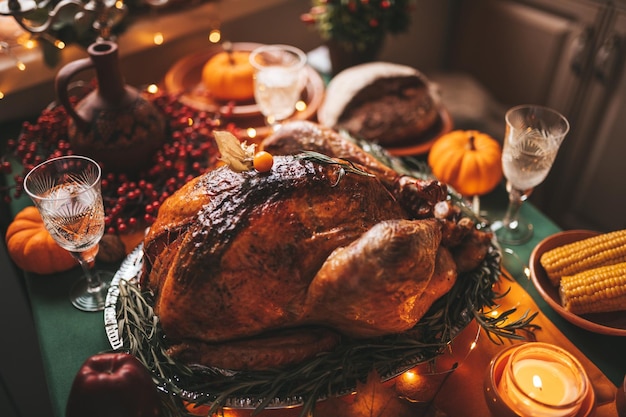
[24,39,37,49]
[153,32,164,45]
[55,40,66,49]
[187,117,194,126]
[208,29,221,43]
[0,91,4,99]
[16,61,26,71]
[295,100,307,112]
[247,127,257,139]
[115,0,124,8]
[396,368,428,400]
[402,370,418,382]
[146,84,159,94]
[470,340,478,351]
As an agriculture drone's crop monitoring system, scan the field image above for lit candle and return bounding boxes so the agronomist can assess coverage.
[497,343,589,417]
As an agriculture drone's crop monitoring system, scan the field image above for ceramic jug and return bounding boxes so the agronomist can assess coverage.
[55,40,166,174]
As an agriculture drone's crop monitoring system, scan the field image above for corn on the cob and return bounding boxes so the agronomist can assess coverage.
[559,261,626,315]
[540,229,626,286]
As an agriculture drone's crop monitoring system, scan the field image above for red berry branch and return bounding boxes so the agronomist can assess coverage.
[1,89,230,235]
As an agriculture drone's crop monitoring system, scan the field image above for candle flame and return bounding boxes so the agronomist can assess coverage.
[532,374,543,391]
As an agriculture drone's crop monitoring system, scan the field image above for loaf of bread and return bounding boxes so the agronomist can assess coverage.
[317,62,440,147]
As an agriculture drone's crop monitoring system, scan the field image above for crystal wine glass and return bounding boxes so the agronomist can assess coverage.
[494,105,569,245]
[23,155,114,312]
[249,44,307,131]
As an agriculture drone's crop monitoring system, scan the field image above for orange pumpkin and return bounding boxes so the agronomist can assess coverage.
[201,50,255,101]
[5,206,77,274]
[428,130,503,196]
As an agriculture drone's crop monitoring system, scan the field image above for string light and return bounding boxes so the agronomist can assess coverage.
[208,29,221,44]
[0,91,4,100]
[21,38,37,49]
[295,100,307,112]
[16,61,26,71]
[146,84,159,94]
[246,127,257,139]
[153,32,164,45]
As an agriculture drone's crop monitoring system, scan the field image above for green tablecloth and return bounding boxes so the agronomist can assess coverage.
[25,265,116,416]
[22,188,626,416]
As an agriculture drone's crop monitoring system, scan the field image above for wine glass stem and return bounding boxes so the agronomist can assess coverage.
[71,252,103,291]
[502,186,528,230]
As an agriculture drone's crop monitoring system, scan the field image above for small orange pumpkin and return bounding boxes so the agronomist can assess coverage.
[201,50,255,101]
[428,130,503,196]
[5,206,77,274]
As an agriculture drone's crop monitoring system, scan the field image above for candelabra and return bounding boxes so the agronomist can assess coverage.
[0,0,127,44]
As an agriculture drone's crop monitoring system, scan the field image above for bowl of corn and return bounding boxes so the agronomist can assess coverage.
[529,229,626,336]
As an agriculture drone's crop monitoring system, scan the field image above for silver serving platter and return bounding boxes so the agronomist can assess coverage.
[104,243,144,351]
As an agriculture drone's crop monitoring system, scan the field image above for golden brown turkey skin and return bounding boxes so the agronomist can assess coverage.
[303,218,456,338]
[262,120,448,218]
[144,155,409,343]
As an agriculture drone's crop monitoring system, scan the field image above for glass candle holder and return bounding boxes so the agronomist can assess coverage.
[484,343,594,417]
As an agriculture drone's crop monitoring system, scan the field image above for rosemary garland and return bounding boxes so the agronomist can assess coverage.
[111,139,540,417]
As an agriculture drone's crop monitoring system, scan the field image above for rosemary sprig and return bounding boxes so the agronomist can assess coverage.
[297,150,374,186]
[477,307,541,344]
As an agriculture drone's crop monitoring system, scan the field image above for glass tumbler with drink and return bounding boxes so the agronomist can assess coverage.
[494,105,569,245]
[23,155,114,312]
[249,44,307,130]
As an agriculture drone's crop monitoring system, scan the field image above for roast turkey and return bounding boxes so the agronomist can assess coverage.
[142,121,492,370]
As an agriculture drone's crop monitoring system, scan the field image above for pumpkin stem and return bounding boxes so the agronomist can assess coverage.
[223,40,235,65]
[468,133,476,151]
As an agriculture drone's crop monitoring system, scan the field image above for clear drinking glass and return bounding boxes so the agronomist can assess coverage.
[23,155,114,312]
[249,44,307,130]
[494,105,569,245]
